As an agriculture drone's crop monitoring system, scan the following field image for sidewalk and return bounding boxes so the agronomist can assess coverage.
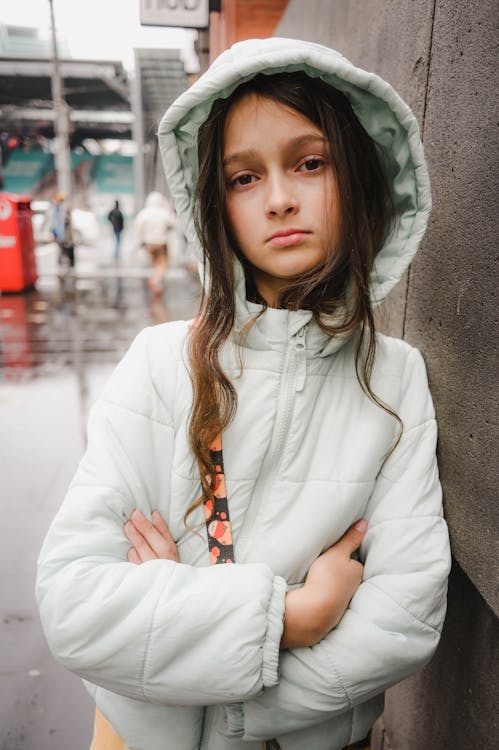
[0,244,201,750]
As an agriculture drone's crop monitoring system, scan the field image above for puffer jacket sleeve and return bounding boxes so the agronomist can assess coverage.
[224,345,451,739]
[36,325,287,706]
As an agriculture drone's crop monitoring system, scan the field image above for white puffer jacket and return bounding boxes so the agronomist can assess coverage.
[36,38,451,750]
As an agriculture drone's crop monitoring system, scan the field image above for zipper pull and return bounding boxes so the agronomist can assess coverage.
[294,328,306,392]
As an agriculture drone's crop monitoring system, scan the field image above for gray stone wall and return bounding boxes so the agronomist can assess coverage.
[276,1,498,748]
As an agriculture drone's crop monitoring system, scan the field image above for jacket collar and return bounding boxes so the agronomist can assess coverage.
[233,269,351,358]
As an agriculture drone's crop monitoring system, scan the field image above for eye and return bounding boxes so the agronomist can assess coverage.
[229,173,258,189]
[298,157,326,173]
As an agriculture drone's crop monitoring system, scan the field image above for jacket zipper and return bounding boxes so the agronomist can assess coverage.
[201,331,305,748]
[237,331,303,562]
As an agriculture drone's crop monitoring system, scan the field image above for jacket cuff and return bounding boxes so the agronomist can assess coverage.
[262,575,287,687]
[224,702,244,736]
[224,576,286,738]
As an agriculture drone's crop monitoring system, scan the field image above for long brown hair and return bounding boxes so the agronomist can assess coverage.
[186,72,399,528]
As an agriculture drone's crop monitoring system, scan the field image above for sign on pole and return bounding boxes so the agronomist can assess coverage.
[140,0,209,29]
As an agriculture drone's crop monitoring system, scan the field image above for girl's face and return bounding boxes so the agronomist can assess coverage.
[223,93,339,307]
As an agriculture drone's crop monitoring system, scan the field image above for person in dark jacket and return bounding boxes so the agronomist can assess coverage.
[107,199,124,259]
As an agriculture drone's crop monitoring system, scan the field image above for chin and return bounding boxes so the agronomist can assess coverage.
[276,263,321,279]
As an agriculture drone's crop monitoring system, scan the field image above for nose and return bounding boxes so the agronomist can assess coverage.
[264,173,299,218]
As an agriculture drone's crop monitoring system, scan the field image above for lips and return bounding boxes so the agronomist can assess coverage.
[266,229,311,248]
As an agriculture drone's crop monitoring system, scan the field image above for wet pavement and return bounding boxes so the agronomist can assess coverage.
[0,248,201,750]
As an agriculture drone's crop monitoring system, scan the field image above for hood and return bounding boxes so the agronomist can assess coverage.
[158,37,431,307]
[144,191,168,209]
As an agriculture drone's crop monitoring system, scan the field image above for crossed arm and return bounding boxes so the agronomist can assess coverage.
[124,508,369,649]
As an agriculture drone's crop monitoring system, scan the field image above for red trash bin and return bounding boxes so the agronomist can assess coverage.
[0,193,38,292]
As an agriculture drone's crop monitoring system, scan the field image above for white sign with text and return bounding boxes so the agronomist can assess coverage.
[140,0,209,28]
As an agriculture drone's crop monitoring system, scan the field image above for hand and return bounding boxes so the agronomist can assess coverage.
[124,509,179,564]
[281,519,367,649]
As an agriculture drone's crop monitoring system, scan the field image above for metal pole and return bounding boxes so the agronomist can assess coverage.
[48,0,72,199]
[131,51,146,213]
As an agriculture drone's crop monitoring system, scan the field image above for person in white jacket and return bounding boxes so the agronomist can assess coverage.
[36,38,451,750]
[135,191,176,295]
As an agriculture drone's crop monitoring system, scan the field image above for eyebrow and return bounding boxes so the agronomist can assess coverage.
[222,134,328,168]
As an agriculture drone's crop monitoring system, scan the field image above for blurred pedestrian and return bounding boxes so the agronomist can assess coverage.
[107,199,124,260]
[134,191,176,295]
[49,192,74,268]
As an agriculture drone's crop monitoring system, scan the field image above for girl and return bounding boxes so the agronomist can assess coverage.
[36,38,451,750]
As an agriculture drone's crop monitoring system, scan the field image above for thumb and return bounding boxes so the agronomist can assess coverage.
[336,519,368,555]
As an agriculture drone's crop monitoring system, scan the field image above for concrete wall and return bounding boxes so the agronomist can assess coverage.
[276,2,498,748]
[372,560,498,750]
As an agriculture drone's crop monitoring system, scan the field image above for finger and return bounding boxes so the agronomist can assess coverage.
[151,511,174,541]
[127,547,142,565]
[130,510,179,561]
[131,509,172,555]
[124,521,157,562]
[335,519,368,556]
[152,511,180,561]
